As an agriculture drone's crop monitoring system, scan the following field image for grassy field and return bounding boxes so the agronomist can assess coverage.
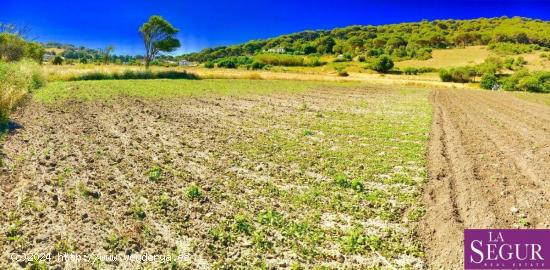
[35,79,362,102]
[510,91,550,106]
[395,45,549,72]
[395,46,491,69]
[1,79,431,269]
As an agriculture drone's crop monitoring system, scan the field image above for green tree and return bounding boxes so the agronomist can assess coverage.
[102,45,114,64]
[316,36,335,54]
[480,74,499,89]
[370,55,394,73]
[139,15,181,69]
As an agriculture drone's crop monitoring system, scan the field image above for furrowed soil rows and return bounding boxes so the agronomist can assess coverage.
[421,89,550,269]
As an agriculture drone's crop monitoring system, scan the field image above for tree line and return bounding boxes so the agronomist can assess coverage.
[181,17,550,62]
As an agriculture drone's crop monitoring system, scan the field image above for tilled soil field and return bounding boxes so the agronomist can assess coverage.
[0,82,431,269]
[421,89,550,268]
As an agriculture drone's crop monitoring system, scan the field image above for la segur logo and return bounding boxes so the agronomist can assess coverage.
[464,229,550,269]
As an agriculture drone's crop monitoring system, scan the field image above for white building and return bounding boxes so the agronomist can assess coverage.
[267,47,286,54]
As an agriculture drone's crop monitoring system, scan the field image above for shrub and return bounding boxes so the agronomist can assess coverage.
[403,67,418,75]
[439,66,477,83]
[451,67,475,83]
[304,56,323,67]
[488,42,536,55]
[501,70,550,92]
[249,61,265,70]
[216,59,236,69]
[517,72,550,93]
[187,183,203,200]
[480,74,499,89]
[439,69,453,82]
[357,55,366,62]
[0,59,44,129]
[370,55,394,73]
[0,33,44,63]
[337,70,349,77]
[204,61,215,68]
[52,56,63,65]
[67,70,199,81]
[254,54,304,66]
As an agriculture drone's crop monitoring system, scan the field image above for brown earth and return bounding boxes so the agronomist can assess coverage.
[420,89,550,269]
[0,86,428,269]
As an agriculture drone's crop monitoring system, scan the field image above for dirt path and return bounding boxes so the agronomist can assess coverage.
[420,89,550,268]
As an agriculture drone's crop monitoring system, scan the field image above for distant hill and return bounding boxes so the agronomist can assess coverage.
[181,17,550,62]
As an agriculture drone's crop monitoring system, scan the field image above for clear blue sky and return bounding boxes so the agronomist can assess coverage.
[2,0,549,55]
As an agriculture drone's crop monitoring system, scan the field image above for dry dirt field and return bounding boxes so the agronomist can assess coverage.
[0,80,431,269]
[1,78,549,269]
[421,89,550,268]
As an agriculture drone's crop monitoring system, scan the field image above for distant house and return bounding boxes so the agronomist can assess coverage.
[179,60,190,66]
[42,53,55,62]
[267,47,286,54]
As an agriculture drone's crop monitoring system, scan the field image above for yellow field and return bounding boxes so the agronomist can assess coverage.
[42,64,476,90]
[396,46,491,68]
[396,46,550,71]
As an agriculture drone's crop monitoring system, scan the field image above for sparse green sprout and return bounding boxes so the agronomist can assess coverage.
[334,174,350,188]
[234,215,253,235]
[132,201,147,220]
[302,130,314,136]
[187,183,203,200]
[105,233,126,251]
[259,210,284,227]
[408,207,426,222]
[148,166,162,181]
[341,228,366,253]
[54,240,75,254]
[28,256,48,270]
[519,218,530,227]
[252,230,273,251]
[158,192,172,209]
[6,222,21,241]
[290,262,305,270]
[350,179,365,192]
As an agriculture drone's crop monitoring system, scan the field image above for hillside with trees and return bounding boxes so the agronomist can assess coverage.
[181,17,550,62]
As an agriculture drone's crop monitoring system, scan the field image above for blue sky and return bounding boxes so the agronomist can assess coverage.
[2,0,550,55]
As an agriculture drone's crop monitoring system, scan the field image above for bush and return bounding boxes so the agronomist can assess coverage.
[403,67,436,75]
[370,55,394,73]
[451,67,475,83]
[254,54,304,66]
[304,56,323,67]
[214,56,253,69]
[216,59,236,69]
[52,56,63,65]
[337,70,349,77]
[501,70,550,92]
[439,69,453,82]
[67,70,199,81]
[517,72,550,92]
[488,42,536,55]
[480,74,499,89]
[0,33,45,63]
[0,59,44,129]
[204,61,215,69]
[249,61,266,70]
[439,66,477,83]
